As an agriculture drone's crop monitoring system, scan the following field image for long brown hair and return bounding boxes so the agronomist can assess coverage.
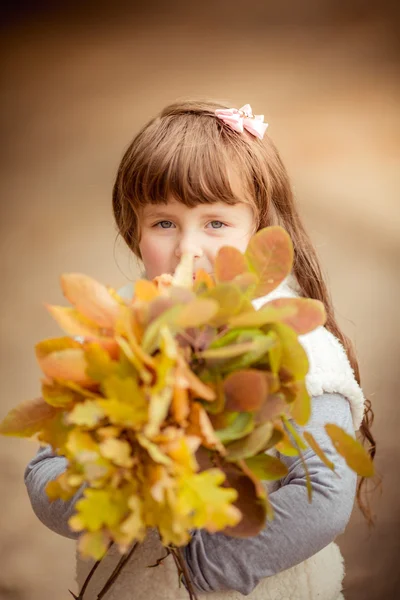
[112,98,376,519]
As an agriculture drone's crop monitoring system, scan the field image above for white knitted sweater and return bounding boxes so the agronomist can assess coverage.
[75,276,364,599]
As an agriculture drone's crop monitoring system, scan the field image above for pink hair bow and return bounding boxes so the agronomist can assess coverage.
[215,103,268,139]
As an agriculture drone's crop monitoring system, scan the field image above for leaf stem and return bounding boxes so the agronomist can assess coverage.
[168,545,199,600]
[71,541,113,600]
[96,542,139,599]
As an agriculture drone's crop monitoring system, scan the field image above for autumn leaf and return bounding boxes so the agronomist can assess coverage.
[245,227,293,297]
[69,488,129,532]
[176,469,241,531]
[303,431,335,471]
[99,438,134,468]
[45,305,101,338]
[61,273,120,329]
[225,422,274,461]
[66,400,105,427]
[214,246,249,282]
[244,454,288,481]
[0,397,59,437]
[77,530,111,560]
[223,370,268,412]
[134,279,160,302]
[325,424,374,477]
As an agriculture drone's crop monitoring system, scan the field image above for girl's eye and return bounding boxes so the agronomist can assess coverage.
[208,220,226,229]
[155,220,174,229]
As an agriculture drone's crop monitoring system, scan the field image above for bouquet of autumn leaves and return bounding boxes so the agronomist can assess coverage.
[0,226,373,599]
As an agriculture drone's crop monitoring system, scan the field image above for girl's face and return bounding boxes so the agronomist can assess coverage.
[138,198,256,280]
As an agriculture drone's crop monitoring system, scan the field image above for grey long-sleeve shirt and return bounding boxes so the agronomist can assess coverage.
[24,392,356,596]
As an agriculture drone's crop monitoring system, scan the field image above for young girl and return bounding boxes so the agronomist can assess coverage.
[24,100,375,600]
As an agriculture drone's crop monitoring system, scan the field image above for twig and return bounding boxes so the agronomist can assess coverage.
[96,542,139,599]
[168,545,199,600]
[70,542,113,600]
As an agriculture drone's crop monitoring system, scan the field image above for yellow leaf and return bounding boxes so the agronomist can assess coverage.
[69,488,129,532]
[289,381,311,426]
[118,495,146,541]
[165,436,198,472]
[99,438,134,468]
[46,305,101,337]
[187,403,226,455]
[41,381,80,408]
[77,530,111,560]
[193,268,215,291]
[61,273,120,329]
[97,398,145,428]
[45,471,81,502]
[66,400,105,427]
[303,431,335,471]
[325,424,374,477]
[176,469,240,532]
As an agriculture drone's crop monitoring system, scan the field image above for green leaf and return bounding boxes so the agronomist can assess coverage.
[228,303,297,329]
[220,334,277,373]
[245,454,289,481]
[215,412,254,444]
[226,422,274,460]
[141,305,183,354]
[268,323,309,380]
[176,298,219,328]
[245,226,294,298]
[303,431,335,471]
[325,424,374,477]
[201,284,245,327]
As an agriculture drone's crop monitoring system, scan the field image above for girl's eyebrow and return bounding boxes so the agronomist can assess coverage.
[143,209,237,220]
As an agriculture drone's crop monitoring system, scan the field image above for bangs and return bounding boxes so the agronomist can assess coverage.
[127,114,252,209]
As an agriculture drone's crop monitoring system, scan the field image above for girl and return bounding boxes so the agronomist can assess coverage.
[25,99,375,600]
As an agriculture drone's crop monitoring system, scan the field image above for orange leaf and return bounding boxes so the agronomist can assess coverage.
[223,370,268,412]
[267,298,326,334]
[245,226,293,297]
[46,305,101,337]
[215,247,248,283]
[0,397,59,437]
[37,348,95,386]
[134,280,160,302]
[61,273,120,329]
[193,269,215,291]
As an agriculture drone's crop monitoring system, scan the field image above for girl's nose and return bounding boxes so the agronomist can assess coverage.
[174,235,204,259]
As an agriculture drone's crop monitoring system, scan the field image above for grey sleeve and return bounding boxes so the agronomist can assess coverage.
[183,393,357,595]
[24,444,85,539]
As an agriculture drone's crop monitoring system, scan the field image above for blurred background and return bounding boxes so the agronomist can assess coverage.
[0,1,399,598]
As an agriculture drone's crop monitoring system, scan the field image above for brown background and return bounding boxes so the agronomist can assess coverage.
[0,2,399,599]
